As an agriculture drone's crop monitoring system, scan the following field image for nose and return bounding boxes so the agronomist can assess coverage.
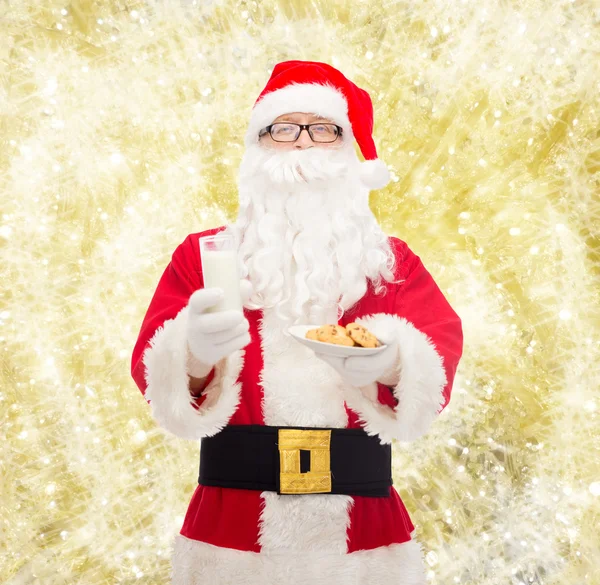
[294,128,313,149]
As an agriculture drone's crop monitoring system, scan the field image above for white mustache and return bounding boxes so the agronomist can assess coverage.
[245,146,351,185]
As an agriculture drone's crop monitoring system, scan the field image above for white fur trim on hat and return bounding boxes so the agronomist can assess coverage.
[244,82,353,147]
[360,158,391,190]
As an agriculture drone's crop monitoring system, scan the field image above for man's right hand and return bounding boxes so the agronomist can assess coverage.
[186,287,251,373]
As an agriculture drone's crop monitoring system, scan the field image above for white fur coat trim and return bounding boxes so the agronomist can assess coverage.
[142,305,243,440]
[244,82,353,147]
[171,532,427,585]
[342,313,448,444]
[257,310,353,553]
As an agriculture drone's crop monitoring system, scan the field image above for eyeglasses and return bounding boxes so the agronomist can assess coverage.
[258,123,343,143]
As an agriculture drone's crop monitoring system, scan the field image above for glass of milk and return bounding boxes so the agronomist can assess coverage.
[199,234,243,313]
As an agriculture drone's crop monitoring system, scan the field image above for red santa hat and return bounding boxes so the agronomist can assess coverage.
[244,60,391,190]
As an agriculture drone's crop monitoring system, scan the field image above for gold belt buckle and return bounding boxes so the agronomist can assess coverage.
[278,429,332,494]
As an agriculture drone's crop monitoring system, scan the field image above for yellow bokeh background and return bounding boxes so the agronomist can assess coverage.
[1,1,599,584]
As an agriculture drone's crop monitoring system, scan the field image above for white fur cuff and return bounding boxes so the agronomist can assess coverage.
[342,314,448,444]
[142,305,243,440]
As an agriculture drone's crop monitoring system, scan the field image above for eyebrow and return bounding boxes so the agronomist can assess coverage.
[273,115,331,123]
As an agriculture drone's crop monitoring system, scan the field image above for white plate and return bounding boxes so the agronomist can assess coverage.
[288,325,387,357]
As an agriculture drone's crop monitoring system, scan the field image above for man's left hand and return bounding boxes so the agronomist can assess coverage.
[313,335,400,388]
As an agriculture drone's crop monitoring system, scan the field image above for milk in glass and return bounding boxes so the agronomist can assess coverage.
[199,235,243,313]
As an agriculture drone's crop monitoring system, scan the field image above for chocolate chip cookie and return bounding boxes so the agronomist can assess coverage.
[306,324,356,346]
[345,323,381,348]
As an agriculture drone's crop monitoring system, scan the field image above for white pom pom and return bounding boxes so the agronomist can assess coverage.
[359,159,391,190]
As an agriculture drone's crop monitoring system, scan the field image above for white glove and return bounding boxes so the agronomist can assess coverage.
[186,280,252,378]
[314,334,401,388]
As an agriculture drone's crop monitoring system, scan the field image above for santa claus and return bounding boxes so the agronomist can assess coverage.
[131,60,463,585]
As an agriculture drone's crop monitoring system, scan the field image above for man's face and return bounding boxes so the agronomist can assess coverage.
[258,112,343,151]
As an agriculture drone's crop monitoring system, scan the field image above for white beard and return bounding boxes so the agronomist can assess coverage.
[225,142,396,326]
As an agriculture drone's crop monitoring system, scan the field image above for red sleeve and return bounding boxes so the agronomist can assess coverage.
[376,237,463,413]
[130,234,214,406]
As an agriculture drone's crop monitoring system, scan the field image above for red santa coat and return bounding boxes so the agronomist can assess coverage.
[131,226,463,585]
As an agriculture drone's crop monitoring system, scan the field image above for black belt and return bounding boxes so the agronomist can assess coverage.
[198,425,392,497]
